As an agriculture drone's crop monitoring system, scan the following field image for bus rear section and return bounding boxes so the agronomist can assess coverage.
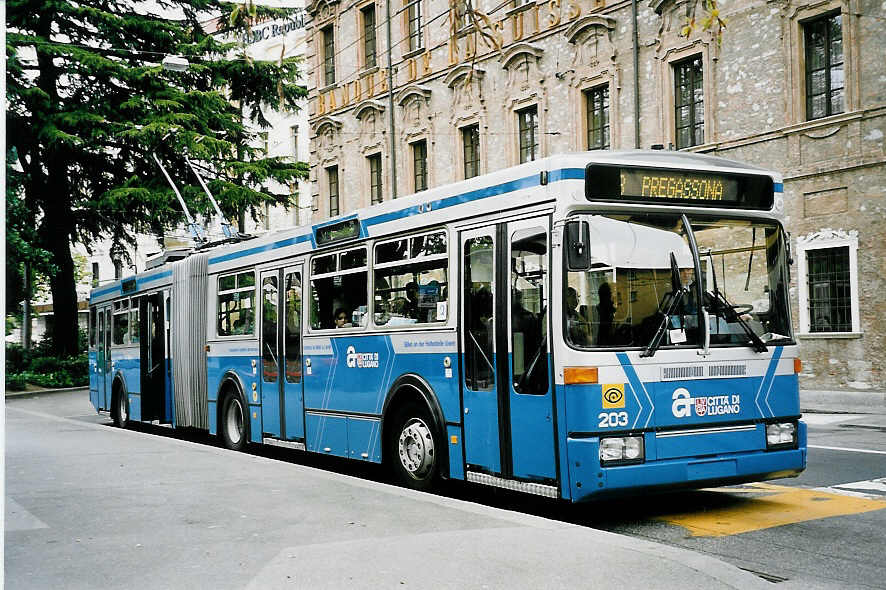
[559,351,806,502]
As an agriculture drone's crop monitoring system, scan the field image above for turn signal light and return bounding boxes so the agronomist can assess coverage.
[564,367,598,385]
[794,358,802,374]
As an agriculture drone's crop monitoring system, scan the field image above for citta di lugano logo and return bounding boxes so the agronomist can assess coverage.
[346,346,379,369]
[671,388,741,418]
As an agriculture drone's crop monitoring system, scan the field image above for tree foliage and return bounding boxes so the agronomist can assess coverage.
[6,0,309,354]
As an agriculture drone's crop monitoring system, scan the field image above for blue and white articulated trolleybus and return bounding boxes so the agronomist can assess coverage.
[88,150,806,501]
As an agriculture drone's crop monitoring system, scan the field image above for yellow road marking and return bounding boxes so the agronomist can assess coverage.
[656,483,886,537]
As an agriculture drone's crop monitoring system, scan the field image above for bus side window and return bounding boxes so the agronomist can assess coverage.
[464,235,494,391]
[89,307,97,348]
[310,248,368,330]
[217,271,256,336]
[374,231,448,326]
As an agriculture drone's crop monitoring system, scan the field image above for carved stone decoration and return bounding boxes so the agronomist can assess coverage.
[444,65,486,114]
[353,99,386,151]
[315,117,343,150]
[651,0,719,60]
[308,0,340,21]
[500,43,544,91]
[396,85,433,137]
[797,228,859,247]
[565,16,616,69]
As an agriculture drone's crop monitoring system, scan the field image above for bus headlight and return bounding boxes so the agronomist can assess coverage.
[766,422,797,449]
[600,435,645,465]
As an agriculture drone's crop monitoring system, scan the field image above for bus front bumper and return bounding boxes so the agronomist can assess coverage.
[566,423,807,502]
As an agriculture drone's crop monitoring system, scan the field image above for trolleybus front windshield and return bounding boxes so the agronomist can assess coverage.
[565,213,792,350]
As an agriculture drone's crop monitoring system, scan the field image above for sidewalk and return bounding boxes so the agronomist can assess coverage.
[8,395,773,590]
[801,389,886,415]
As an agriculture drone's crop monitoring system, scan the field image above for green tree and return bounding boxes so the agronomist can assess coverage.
[6,0,308,355]
[6,147,54,319]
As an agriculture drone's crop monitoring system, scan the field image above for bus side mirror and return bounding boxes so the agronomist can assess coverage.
[566,220,591,271]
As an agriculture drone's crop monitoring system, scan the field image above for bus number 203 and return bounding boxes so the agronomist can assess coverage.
[598,411,629,428]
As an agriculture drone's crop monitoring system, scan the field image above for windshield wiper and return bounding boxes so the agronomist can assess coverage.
[705,289,768,353]
[641,252,686,358]
[703,249,767,352]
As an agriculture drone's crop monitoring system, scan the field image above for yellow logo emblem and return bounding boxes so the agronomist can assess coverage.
[602,383,626,409]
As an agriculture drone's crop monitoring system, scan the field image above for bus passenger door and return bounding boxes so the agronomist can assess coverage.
[96,304,111,410]
[260,267,305,442]
[282,267,304,441]
[140,293,165,421]
[460,228,501,474]
[460,220,557,483]
[506,218,556,481]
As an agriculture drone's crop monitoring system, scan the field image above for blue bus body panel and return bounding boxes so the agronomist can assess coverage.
[302,332,458,465]
[88,350,99,410]
[508,353,557,481]
[129,393,142,422]
[462,352,502,474]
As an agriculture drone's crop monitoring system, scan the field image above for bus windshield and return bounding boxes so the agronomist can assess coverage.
[565,213,792,349]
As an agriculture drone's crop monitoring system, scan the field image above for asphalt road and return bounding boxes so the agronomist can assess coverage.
[6,390,885,589]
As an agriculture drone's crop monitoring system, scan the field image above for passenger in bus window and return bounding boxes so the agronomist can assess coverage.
[566,287,590,345]
[404,281,420,319]
[334,308,351,328]
[596,283,616,345]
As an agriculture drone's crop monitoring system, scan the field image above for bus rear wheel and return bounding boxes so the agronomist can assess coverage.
[220,392,248,451]
[113,388,129,428]
[387,402,439,491]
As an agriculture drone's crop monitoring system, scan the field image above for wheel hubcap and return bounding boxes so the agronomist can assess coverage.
[398,418,434,479]
[226,399,244,444]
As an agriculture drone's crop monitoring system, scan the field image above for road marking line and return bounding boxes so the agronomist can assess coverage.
[801,413,864,425]
[832,478,886,493]
[5,498,50,532]
[809,444,886,455]
[655,483,886,537]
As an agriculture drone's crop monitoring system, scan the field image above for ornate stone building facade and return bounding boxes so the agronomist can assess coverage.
[304,0,885,391]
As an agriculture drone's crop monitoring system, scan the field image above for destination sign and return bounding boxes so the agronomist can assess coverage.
[586,164,774,209]
[315,218,361,246]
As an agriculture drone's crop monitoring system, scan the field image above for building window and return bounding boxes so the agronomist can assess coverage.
[796,230,860,335]
[517,106,538,163]
[290,125,298,158]
[462,124,480,179]
[361,5,376,69]
[807,247,851,332]
[804,12,844,120]
[327,165,339,216]
[585,85,610,150]
[674,56,704,149]
[412,140,427,192]
[369,153,383,204]
[92,262,99,287]
[322,25,335,86]
[407,0,423,52]
[113,259,122,280]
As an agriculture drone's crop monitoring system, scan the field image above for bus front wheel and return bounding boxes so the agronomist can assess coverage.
[387,402,439,491]
[220,392,248,451]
